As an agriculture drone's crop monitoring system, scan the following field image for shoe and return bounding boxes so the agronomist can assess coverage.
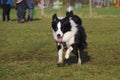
[18,19,25,23]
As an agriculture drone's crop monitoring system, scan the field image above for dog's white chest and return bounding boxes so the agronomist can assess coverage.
[66,36,74,48]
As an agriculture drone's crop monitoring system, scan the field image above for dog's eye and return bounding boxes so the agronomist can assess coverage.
[54,27,58,31]
[54,19,56,22]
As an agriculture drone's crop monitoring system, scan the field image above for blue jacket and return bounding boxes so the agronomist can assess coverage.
[7,0,13,5]
[0,0,13,5]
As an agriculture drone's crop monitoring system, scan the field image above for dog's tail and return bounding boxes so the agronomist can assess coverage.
[66,6,82,25]
[66,6,74,17]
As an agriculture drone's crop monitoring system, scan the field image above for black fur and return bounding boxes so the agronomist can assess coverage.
[52,14,71,34]
[66,8,87,49]
[66,10,82,25]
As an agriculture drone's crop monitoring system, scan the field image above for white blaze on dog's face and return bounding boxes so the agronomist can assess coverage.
[56,21,63,42]
[52,17,63,42]
[52,14,71,42]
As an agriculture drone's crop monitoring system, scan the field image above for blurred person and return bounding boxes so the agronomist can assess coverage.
[93,0,98,7]
[96,0,102,8]
[0,1,1,8]
[109,0,113,7]
[116,0,120,7]
[15,0,27,23]
[113,0,117,5]
[26,0,34,21]
[37,0,45,17]
[103,0,110,7]
[74,0,82,8]
[0,0,13,21]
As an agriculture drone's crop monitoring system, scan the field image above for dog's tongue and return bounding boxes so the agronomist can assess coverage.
[57,37,62,42]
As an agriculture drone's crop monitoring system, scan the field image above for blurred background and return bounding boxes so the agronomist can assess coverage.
[0,0,120,9]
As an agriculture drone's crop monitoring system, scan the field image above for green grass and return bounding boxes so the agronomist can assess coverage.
[0,6,120,80]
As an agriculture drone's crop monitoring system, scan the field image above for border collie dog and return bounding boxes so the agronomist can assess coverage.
[51,7,87,65]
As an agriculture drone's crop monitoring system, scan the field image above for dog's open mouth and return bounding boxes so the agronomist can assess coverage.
[57,37,62,42]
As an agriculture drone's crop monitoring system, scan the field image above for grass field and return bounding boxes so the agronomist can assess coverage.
[0,6,120,80]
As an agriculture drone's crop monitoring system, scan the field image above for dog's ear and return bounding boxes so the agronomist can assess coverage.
[52,14,58,22]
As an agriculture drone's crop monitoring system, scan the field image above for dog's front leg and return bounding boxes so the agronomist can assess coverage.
[65,46,73,59]
[57,43,63,64]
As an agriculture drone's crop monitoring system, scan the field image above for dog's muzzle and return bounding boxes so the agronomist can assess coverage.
[57,34,62,42]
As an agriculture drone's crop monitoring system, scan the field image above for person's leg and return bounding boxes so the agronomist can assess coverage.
[20,0,27,22]
[6,5,11,21]
[28,8,33,21]
[17,3,25,23]
[16,3,21,22]
[2,5,6,21]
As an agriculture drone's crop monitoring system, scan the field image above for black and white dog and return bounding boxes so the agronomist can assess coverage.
[51,7,87,65]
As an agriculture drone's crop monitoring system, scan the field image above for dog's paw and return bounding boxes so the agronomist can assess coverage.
[57,61,64,66]
[57,61,63,65]
[77,62,81,66]
[77,60,81,65]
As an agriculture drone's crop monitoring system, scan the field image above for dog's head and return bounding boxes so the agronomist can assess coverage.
[51,14,71,42]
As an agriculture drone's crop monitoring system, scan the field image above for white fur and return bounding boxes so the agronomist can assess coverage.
[65,46,73,59]
[63,18,78,60]
[77,50,81,65]
[58,44,63,63]
[62,31,73,42]
[67,6,73,12]
[70,18,77,28]
[58,16,65,19]
[62,18,77,42]
[66,36,74,47]
[56,21,63,37]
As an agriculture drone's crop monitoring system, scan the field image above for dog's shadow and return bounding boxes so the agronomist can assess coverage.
[64,50,90,65]
[11,18,41,21]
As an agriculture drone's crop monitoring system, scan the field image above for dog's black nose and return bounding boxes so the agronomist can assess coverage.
[57,34,61,38]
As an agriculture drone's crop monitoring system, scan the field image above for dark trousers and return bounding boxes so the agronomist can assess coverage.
[16,0,27,22]
[2,4,11,21]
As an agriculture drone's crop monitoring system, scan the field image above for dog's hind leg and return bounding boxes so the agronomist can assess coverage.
[77,50,81,65]
[73,49,81,65]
